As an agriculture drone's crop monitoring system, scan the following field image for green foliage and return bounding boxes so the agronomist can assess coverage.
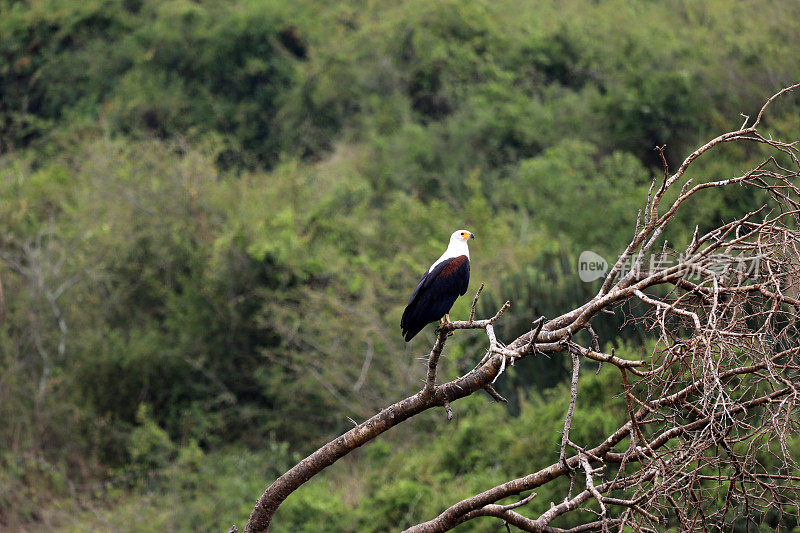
[511,140,652,252]
[1,0,306,165]
[48,443,296,532]
[127,404,177,471]
[277,478,356,532]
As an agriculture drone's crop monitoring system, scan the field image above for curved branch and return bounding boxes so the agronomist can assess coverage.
[244,301,515,533]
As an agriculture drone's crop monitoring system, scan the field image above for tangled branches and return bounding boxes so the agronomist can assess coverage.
[242,85,800,532]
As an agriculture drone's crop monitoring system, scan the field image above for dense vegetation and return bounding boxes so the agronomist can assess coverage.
[2,0,799,530]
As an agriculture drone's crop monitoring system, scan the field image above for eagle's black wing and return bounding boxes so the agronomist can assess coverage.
[401,255,470,341]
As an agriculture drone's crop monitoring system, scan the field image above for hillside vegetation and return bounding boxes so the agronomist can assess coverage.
[2,0,799,530]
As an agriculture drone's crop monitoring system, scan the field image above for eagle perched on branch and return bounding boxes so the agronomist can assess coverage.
[401,230,474,341]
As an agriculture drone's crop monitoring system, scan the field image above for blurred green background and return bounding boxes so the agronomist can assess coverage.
[2,0,799,530]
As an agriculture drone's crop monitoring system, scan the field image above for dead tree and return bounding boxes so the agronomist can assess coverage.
[240,85,800,533]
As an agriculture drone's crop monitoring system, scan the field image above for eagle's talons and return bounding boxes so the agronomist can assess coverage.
[436,316,454,337]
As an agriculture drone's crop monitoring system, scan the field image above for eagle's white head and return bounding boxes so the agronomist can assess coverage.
[438,229,474,264]
[428,229,475,272]
[450,229,475,243]
[429,230,475,271]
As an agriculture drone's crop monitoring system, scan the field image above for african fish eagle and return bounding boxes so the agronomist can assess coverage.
[401,230,474,341]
